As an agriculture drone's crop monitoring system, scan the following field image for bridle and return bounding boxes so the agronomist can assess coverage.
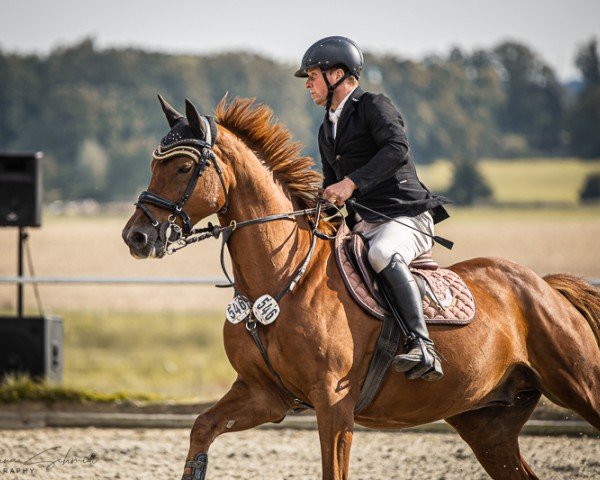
[135,120,230,254]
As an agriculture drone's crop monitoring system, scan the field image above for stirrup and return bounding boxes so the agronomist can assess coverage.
[392,339,433,373]
[392,353,420,373]
[406,351,444,381]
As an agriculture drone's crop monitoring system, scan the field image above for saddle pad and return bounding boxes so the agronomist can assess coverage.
[334,223,475,325]
[411,268,476,325]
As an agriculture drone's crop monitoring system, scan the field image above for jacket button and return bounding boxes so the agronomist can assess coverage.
[335,155,341,160]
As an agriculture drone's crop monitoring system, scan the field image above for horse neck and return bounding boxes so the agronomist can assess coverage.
[219,145,312,300]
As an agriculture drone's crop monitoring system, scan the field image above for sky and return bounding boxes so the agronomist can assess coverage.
[0,0,598,81]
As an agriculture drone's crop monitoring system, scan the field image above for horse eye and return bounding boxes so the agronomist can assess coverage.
[177,163,193,174]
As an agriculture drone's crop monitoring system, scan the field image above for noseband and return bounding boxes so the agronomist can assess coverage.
[135,128,229,254]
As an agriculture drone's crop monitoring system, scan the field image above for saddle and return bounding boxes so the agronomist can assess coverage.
[335,222,475,325]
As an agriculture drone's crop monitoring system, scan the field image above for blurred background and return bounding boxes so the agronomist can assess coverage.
[0,0,598,400]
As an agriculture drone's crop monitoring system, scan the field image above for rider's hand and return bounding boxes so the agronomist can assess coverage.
[323,177,357,206]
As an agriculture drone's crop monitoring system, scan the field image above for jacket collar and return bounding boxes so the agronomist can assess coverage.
[322,86,365,144]
[335,86,364,147]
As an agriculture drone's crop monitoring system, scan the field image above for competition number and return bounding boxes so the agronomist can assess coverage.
[252,294,280,325]
[225,295,251,324]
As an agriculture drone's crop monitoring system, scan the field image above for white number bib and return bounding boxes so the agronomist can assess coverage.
[225,295,251,324]
[252,294,280,325]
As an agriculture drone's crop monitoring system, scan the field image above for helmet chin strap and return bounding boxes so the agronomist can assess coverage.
[321,68,352,111]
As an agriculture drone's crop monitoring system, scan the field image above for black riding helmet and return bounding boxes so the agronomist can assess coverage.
[295,36,363,79]
[295,36,364,110]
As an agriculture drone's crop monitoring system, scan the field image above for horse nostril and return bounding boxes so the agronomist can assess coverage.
[129,230,148,249]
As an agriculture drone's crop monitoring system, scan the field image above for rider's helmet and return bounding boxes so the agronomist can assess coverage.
[294,36,363,79]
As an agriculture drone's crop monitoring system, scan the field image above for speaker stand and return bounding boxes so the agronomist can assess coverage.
[17,227,27,319]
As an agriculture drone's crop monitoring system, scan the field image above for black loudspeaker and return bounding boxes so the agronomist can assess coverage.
[0,152,43,227]
[0,316,63,383]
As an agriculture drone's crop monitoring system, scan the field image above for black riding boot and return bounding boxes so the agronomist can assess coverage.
[379,254,443,381]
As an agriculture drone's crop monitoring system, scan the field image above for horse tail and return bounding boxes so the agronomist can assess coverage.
[544,273,600,346]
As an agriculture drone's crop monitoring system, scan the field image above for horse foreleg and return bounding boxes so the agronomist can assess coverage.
[446,390,542,480]
[182,378,289,480]
[313,390,355,480]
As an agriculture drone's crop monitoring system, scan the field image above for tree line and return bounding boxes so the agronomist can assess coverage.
[0,38,598,202]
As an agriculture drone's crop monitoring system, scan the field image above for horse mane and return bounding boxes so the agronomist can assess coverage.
[215,97,322,207]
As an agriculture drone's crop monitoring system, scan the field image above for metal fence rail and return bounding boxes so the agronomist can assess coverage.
[0,276,598,286]
[0,276,227,285]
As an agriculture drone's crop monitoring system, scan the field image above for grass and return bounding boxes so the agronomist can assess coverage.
[417,160,454,193]
[444,204,600,223]
[0,309,236,402]
[418,158,600,205]
[0,374,159,403]
[0,310,239,402]
[61,310,235,400]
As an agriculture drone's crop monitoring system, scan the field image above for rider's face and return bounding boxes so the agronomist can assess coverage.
[305,67,342,107]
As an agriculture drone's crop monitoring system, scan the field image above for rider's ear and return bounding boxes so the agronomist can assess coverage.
[157,94,184,128]
[185,99,207,140]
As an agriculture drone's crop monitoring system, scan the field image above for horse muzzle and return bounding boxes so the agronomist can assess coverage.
[122,223,165,259]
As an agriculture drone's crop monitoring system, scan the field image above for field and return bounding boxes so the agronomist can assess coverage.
[0,159,599,399]
[418,158,600,204]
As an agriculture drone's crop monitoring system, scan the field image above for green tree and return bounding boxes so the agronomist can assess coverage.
[575,39,600,90]
[0,39,574,201]
[493,42,564,153]
[567,38,600,159]
[73,139,109,199]
[580,173,600,202]
[366,50,504,164]
[445,160,493,205]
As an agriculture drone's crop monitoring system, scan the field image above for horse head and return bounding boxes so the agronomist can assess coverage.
[122,96,230,259]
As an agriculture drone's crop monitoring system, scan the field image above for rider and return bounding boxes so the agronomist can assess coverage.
[295,36,450,381]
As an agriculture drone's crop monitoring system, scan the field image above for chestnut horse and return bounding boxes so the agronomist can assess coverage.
[122,96,600,480]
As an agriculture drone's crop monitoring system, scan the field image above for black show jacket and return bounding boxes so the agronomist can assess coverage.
[318,87,449,228]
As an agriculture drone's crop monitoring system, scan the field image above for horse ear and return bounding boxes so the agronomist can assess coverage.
[185,98,207,140]
[157,94,184,128]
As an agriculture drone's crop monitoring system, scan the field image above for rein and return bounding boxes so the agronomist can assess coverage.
[209,204,325,290]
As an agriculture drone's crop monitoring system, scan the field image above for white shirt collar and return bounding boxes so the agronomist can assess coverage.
[328,88,356,125]
[328,88,357,137]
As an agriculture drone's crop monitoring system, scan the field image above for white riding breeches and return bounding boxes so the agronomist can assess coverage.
[354,211,434,273]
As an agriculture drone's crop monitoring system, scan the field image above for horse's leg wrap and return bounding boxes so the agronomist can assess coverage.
[182,453,208,480]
